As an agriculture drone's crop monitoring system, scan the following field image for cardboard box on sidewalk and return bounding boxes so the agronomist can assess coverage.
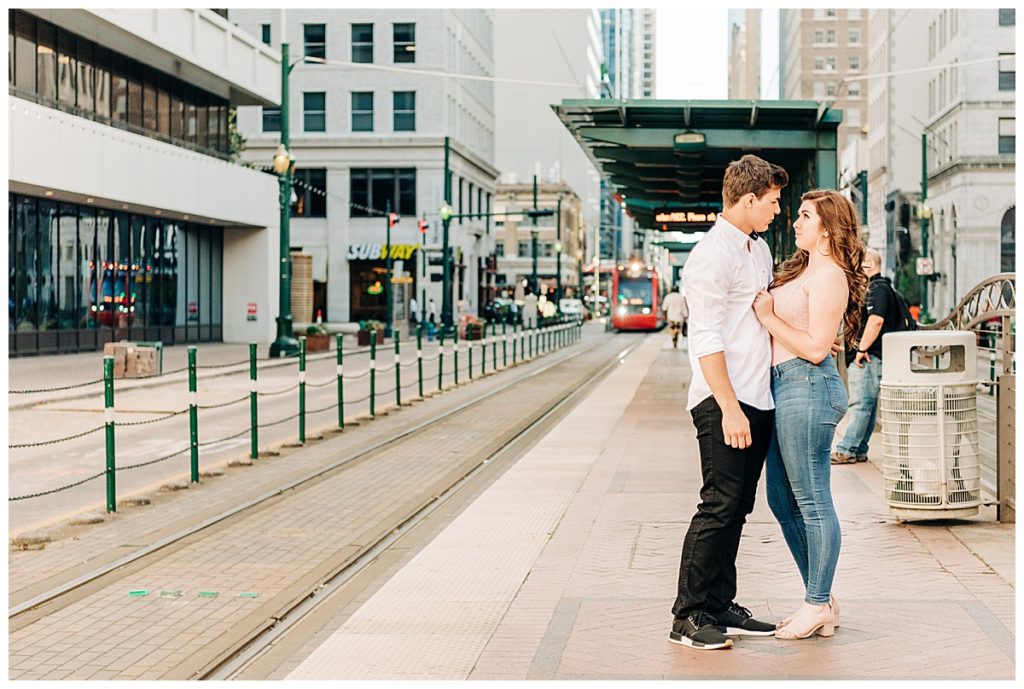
[102,341,161,378]
[102,342,132,378]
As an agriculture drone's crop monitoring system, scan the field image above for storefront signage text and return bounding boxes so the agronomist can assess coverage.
[346,243,422,261]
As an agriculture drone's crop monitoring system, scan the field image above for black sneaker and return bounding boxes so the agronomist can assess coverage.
[668,612,733,650]
[713,603,776,636]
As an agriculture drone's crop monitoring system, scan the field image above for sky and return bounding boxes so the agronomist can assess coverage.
[655,7,780,100]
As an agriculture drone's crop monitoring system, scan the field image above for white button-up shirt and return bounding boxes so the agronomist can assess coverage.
[681,216,774,411]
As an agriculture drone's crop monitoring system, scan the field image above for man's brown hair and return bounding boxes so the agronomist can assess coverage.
[721,154,789,208]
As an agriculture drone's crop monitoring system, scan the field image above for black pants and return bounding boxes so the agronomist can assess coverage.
[672,396,774,619]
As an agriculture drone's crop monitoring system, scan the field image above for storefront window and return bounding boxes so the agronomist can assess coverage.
[39,200,59,330]
[143,81,157,131]
[79,208,96,329]
[94,46,110,119]
[111,55,128,123]
[76,37,94,114]
[56,28,76,106]
[127,76,143,128]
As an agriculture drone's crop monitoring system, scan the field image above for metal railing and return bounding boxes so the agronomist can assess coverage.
[915,273,1015,521]
[8,320,584,512]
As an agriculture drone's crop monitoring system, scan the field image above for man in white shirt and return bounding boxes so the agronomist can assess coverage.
[669,154,788,650]
[661,285,689,348]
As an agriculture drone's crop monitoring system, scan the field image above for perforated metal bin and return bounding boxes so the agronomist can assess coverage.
[879,330,981,520]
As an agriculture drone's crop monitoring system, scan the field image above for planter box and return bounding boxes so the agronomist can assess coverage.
[357,330,385,347]
[305,334,331,352]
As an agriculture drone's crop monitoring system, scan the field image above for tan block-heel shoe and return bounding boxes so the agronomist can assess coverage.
[774,603,835,640]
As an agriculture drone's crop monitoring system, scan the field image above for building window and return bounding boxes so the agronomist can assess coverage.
[350,168,417,217]
[826,82,837,97]
[999,9,1015,26]
[998,117,1015,154]
[291,169,327,218]
[814,81,825,98]
[826,29,836,44]
[848,80,861,97]
[1000,207,1015,272]
[814,56,824,71]
[999,53,1015,90]
[849,55,861,71]
[352,23,373,63]
[303,91,326,131]
[304,24,326,62]
[849,28,861,44]
[518,241,530,257]
[825,9,837,18]
[814,29,824,44]
[261,24,271,45]
[393,23,415,63]
[826,56,837,72]
[352,91,373,131]
[393,90,415,131]
[263,106,280,132]
[494,243,505,258]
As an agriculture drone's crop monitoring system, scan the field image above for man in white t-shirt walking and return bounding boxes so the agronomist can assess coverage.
[661,285,689,349]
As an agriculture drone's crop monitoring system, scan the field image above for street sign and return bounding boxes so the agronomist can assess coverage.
[246,302,257,321]
[916,257,934,276]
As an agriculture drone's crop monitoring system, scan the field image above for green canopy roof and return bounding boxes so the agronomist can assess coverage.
[554,99,842,233]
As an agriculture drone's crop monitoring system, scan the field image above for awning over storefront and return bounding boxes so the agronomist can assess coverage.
[554,99,843,257]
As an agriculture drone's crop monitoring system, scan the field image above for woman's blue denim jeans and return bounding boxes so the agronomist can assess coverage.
[766,356,847,605]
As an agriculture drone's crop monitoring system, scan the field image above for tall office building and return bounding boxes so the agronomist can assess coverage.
[728,9,761,99]
[780,8,868,154]
[493,9,602,298]
[9,9,280,356]
[917,9,1016,317]
[230,9,498,325]
[641,9,657,98]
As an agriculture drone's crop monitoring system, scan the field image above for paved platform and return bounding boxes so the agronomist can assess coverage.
[284,334,1015,681]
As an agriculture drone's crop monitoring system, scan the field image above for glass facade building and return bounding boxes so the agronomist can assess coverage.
[9,9,231,159]
[9,193,223,355]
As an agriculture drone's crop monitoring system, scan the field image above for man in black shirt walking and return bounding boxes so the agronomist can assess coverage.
[832,247,897,464]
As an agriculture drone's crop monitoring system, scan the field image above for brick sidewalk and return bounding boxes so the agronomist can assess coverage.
[285,334,1015,681]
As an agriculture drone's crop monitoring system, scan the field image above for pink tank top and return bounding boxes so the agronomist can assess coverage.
[769,273,811,366]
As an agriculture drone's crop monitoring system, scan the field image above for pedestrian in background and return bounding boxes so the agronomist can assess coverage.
[752,189,867,640]
[428,298,437,325]
[661,284,689,349]
[831,247,904,464]
[669,154,789,651]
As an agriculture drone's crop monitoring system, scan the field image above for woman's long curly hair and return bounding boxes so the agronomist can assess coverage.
[770,189,868,348]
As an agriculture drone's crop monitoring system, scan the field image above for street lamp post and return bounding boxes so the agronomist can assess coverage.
[269,40,300,358]
[919,132,931,322]
[384,199,393,338]
[531,175,539,295]
[439,136,454,338]
[555,194,563,305]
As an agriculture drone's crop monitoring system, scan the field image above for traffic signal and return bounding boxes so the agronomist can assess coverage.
[389,212,399,228]
[418,218,428,235]
[524,209,555,219]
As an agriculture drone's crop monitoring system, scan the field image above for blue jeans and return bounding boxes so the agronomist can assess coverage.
[765,356,847,605]
[834,357,883,456]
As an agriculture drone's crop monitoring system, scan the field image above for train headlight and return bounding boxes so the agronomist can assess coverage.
[618,306,627,316]
[642,307,651,315]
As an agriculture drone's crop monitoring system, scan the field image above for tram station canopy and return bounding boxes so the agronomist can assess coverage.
[554,100,843,255]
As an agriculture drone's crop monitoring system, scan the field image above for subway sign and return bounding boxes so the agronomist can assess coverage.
[654,209,718,227]
[346,243,421,260]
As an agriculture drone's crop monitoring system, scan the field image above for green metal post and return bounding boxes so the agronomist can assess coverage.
[920,132,930,322]
[491,320,497,371]
[385,198,393,338]
[417,325,424,398]
[249,343,259,459]
[188,346,199,483]
[270,41,299,358]
[369,335,377,418]
[528,323,533,359]
[469,326,475,380]
[478,321,484,376]
[342,331,350,423]
[103,356,116,513]
[394,334,402,407]
[298,336,306,443]
[454,327,460,386]
[438,330,445,392]
[502,321,508,368]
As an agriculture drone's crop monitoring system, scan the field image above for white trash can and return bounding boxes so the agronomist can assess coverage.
[879,330,981,520]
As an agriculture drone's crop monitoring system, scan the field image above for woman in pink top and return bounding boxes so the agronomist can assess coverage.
[752,190,867,640]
